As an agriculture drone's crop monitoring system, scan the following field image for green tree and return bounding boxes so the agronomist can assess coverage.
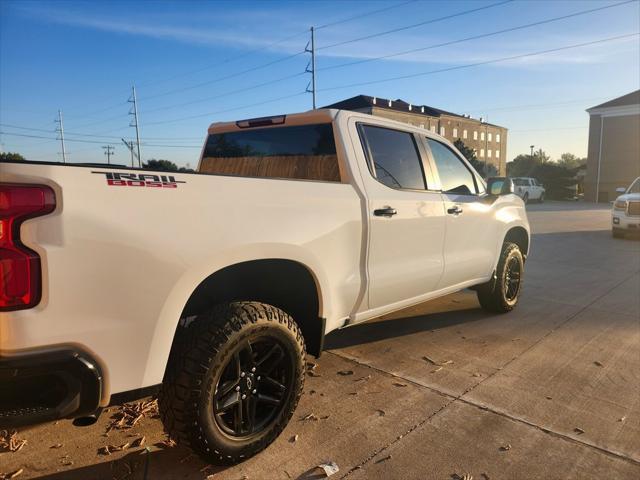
[143,159,178,171]
[556,153,586,170]
[0,152,26,161]
[454,138,497,178]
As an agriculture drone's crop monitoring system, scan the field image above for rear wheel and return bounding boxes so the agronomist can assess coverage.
[159,302,305,464]
[539,192,545,203]
[522,193,529,204]
[477,242,524,313]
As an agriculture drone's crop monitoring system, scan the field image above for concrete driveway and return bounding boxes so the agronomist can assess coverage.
[2,202,639,479]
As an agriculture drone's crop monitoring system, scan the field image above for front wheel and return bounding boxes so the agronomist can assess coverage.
[476,242,524,313]
[159,302,306,464]
[539,192,545,203]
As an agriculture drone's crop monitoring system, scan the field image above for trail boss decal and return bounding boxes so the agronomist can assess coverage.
[92,171,186,188]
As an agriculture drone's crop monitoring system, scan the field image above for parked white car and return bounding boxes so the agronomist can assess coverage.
[512,177,545,203]
[612,176,640,238]
[0,109,530,464]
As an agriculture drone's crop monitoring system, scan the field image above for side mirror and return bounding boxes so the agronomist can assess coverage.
[616,187,626,194]
[487,177,513,195]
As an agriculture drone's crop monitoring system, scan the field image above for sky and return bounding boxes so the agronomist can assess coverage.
[1,0,639,167]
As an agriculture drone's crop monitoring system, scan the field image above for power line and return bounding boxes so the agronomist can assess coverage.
[0,131,202,148]
[145,91,307,126]
[319,0,636,72]
[102,145,115,164]
[128,85,142,167]
[318,32,640,92]
[136,30,310,90]
[317,0,514,51]
[141,72,306,114]
[316,0,419,30]
[0,123,202,141]
[140,51,306,102]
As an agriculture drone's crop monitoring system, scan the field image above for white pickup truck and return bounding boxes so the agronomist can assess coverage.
[512,177,545,203]
[0,109,530,464]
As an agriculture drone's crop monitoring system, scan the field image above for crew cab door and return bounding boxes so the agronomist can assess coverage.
[353,121,446,311]
[423,138,497,288]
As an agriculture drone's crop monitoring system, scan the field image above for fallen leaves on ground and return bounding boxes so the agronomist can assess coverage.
[106,399,159,432]
[423,356,454,369]
[337,370,354,376]
[574,427,585,435]
[98,442,131,456]
[300,413,319,422]
[316,461,339,477]
[594,361,604,367]
[0,431,27,453]
[130,436,146,448]
[499,444,511,451]
[289,434,299,443]
[452,473,473,480]
[392,382,407,387]
[375,455,392,464]
[0,468,24,479]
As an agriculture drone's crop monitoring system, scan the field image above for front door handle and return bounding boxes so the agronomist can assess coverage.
[447,205,463,215]
[374,206,397,217]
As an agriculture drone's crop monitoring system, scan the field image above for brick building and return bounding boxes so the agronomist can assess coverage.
[325,95,508,175]
[584,90,640,202]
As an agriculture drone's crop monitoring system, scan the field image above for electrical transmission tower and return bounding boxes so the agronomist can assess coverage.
[121,139,139,168]
[305,27,317,109]
[102,145,115,164]
[128,85,142,167]
[54,109,67,163]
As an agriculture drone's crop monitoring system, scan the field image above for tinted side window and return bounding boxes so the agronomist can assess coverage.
[427,138,477,195]
[360,125,425,190]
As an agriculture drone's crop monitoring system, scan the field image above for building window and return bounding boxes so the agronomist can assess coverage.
[453,128,458,138]
[440,126,445,136]
[473,131,478,140]
[463,129,468,139]
[496,150,500,158]
[419,123,424,129]
[480,149,485,158]
[488,132,492,142]
[430,126,436,133]
[480,131,485,141]
[496,133,501,143]
[488,150,492,158]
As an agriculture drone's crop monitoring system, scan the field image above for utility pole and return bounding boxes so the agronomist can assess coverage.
[55,109,67,163]
[102,145,115,164]
[128,85,142,167]
[121,138,138,168]
[530,145,535,158]
[305,27,317,109]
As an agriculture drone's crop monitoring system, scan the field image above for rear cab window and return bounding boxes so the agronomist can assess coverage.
[200,123,340,182]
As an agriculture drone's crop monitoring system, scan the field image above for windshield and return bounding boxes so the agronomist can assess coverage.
[201,123,339,182]
[628,177,640,194]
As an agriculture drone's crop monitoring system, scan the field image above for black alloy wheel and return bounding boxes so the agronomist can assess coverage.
[213,336,293,438]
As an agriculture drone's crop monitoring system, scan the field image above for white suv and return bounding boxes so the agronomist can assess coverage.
[612,176,640,238]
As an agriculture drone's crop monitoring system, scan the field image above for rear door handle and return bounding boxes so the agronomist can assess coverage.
[374,206,397,217]
[447,206,463,215]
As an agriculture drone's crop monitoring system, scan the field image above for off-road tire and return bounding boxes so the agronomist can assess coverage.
[539,193,545,203]
[522,193,529,204]
[159,301,306,465]
[476,242,523,313]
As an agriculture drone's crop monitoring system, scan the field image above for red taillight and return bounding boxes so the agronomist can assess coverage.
[0,183,55,311]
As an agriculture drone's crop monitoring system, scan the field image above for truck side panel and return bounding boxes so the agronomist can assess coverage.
[0,163,363,396]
